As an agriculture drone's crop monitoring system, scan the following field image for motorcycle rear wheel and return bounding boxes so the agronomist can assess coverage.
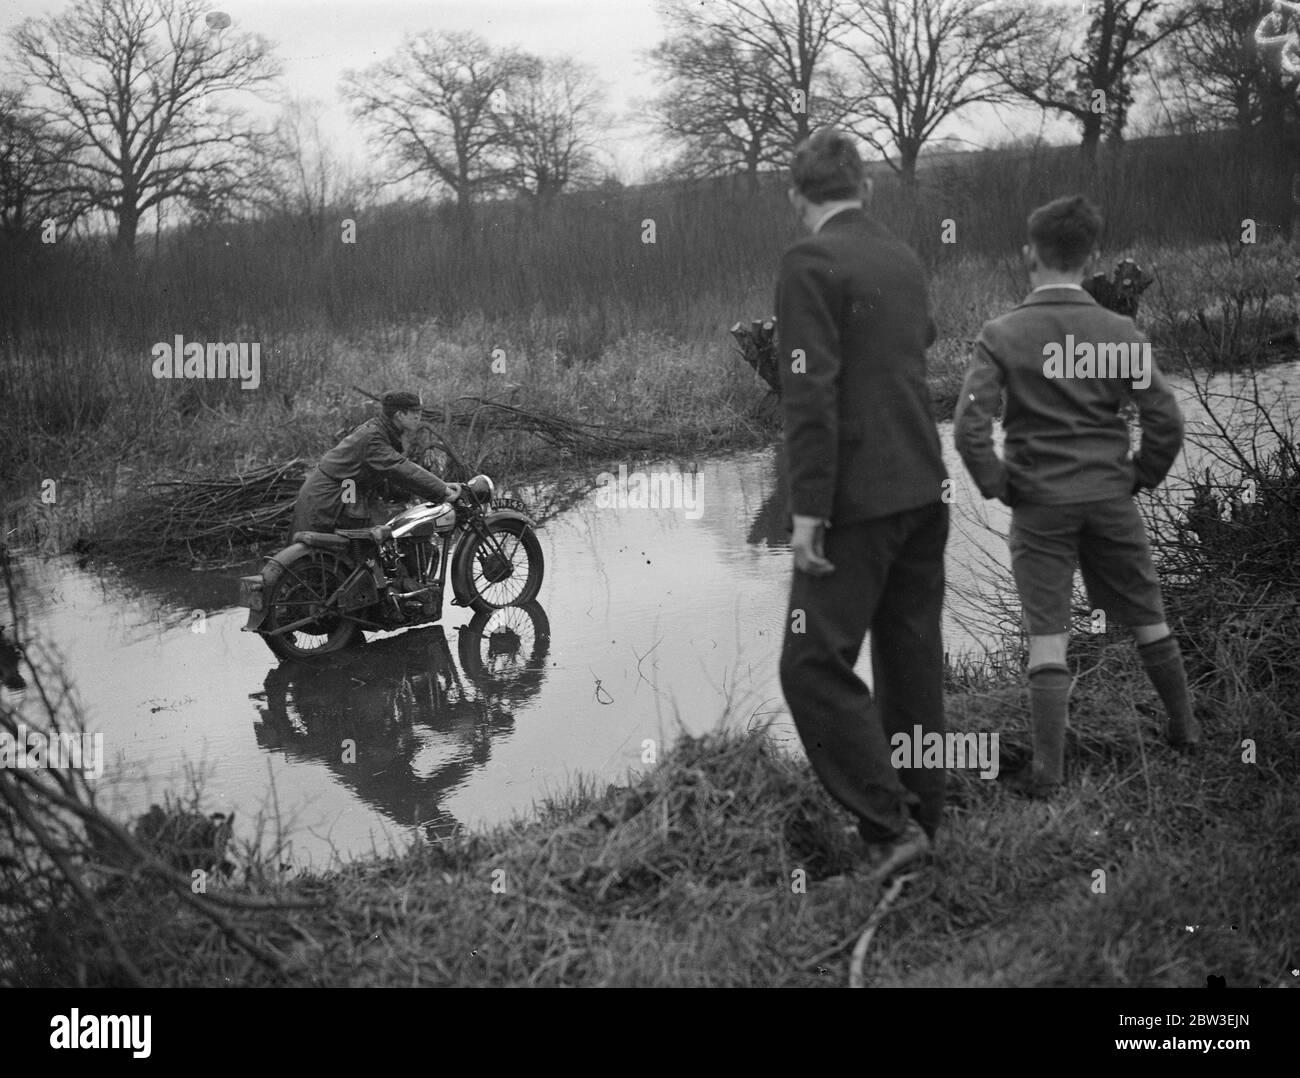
[261,551,361,660]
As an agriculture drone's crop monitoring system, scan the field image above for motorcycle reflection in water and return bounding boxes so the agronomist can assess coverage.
[251,601,550,841]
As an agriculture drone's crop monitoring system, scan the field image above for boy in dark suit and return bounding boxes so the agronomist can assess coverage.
[776,128,949,881]
[954,195,1199,798]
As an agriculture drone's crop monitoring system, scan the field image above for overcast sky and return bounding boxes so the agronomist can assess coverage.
[2,0,1082,188]
[2,0,672,182]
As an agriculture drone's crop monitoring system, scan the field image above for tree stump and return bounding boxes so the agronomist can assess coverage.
[1082,258,1154,318]
[730,317,781,397]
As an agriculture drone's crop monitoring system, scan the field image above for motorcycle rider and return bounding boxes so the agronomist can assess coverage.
[291,390,461,536]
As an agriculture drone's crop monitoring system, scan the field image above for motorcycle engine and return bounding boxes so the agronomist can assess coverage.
[379,540,403,579]
[401,538,438,586]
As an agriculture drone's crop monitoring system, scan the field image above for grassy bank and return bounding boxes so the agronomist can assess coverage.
[7,690,1294,988]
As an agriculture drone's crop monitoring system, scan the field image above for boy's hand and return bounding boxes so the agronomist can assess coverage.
[443,482,462,503]
[791,516,835,576]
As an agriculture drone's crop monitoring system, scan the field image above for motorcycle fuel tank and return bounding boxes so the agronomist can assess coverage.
[387,502,456,538]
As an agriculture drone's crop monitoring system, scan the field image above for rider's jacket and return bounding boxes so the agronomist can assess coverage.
[291,415,449,534]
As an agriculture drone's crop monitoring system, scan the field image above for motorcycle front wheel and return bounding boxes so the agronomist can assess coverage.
[260,551,361,660]
[456,518,544,613]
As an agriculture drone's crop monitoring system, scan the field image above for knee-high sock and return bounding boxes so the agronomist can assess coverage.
[1138,635,1200,745]
[1027,664,1071,784]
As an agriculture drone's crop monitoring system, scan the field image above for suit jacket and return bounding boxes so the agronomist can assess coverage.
[953,287,1183,505]
[291,415,448,534]
[775,207,947,524]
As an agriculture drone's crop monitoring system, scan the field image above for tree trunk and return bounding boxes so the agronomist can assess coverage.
[455,189,475,242]
[1258,84,1294,240]
[898,143,919,191]
[1233,126,1252,214]
[114,205,140,261]
[1077,112,1104,188]
[893,145,922,247]
[1291,168,1299,243]
[1079,111,1103,165]
[744,149,761,194]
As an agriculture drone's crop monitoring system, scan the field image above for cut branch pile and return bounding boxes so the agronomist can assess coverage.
[101,459,308,560]
[353,387,666,472]
[93,393,659,562]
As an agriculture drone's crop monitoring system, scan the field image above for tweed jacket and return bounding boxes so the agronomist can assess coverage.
[954,287,1183,505]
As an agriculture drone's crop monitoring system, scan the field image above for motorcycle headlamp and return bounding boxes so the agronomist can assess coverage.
[466,475,494,504]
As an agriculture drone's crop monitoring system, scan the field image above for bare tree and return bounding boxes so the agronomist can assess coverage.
[252,96,363,233]
[1001,0,1195,165]
[1141,1,1300,238]
[342,30,531,235]
[496,57,605,207]
[1154,0,1300,164]
[838,0,1047,188]
[9,0,281,258]
[646,30,789,190]
[0,87,87,241]
[657,0,855,150]
[1154,0,1272,132]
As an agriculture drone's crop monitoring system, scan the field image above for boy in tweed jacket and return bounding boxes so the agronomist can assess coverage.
[954,195,1200,797]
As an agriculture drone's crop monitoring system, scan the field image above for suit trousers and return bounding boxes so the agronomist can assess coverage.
[779,500,948,842]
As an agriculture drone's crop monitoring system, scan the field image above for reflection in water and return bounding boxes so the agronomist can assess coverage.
[1,626,27,692]
[251,603,550,841]
[746,447,790,549]
[735,435,1016,657]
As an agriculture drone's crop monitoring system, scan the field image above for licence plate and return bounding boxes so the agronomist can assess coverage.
[239,576,264,611]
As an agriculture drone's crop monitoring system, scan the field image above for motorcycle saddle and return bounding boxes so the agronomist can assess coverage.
[336,526,392,542]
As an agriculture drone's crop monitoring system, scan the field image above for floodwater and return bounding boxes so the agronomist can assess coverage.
[7,361,1296,865]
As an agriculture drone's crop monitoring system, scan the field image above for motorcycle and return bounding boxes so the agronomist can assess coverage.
[238,474,544,660]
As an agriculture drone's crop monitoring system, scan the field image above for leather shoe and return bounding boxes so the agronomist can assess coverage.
[852,819,931,885]
[999,767,1060,800]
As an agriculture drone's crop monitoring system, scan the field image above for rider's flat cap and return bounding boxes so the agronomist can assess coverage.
[381,390,423,412]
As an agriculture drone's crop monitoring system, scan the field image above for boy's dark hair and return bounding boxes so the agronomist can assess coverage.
[1027,195,1103,271]
[790,127,865,203]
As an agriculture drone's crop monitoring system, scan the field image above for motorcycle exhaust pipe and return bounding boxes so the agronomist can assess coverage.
[393,585,439,600]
